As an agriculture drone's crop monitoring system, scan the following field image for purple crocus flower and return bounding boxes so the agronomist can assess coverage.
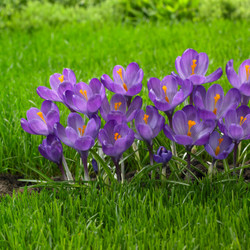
[63,78,106,118]
[101,62,144,97]
[38,135,63,165]
[21,100,60,136]
[98,120,134,181]
[173,49,223,85]
[54,113,100,180]
[164,105,216,147]
[153,146,172,164]
[205,131,234,160]
[37,68,76,102]
[193,84,241,121]
[135,106,165,146]
[226,59,250,105]
[218,105,250,143]
[100,94,142,124]
[147,76,192,115]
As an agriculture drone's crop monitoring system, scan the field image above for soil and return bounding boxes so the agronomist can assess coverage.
[1,164,249,197]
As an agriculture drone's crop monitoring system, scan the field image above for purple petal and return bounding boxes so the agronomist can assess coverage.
[65,127,78,144]
[125,62,140,87]
[137,123,154,143]
[100,96,110,121]
[126,83,142,96]
[188,75,206,85]
[73,94,87,114]
[21,118,36,134]
[87,94,102,113]
[49,73,62,91]
[126,96,142,121]
[198,109,216,120]
[37,86,61,102]
[63,68,76,85]
[236,105,250,118]
[239,83,250,96]
[63,90,78,112]
[226,60,240,88]
[57,82,74,100]
[67,113,84,132]
[205,84,224,112]
[28,119,49,135]
[175,56,185,79]
[193,85,206,109]
[113,135,134,156]
[180,49,199,78]
[208,131,220,151]
[110,94,127,113]
[74,136,95,151]
[101,74,113,92]
[42,100,59,116]
[182,105,198,123]
[225,109,238,128]
[113,65,126,85]
[26,107,41,121]
[153,99,172,112]
[147,78,162,97]
[153,155,164,163]
[75,82,93,98]
[238,59,250,84]
[89,78,103,95]
[46,110,60,132]
[175,135,193,145]
[173,110,188,135]
[161,75,178,102]
[204,144,216,158]
[205,68,223,83]
[84,118,98,139]
[163,124,175,141]
[54,123,73,147]
[228,124,244,141]
[196,52,209,75]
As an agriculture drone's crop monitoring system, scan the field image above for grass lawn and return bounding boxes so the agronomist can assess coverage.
[0,20,249,248]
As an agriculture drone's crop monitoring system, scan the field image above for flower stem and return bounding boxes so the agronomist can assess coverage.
[185,146,193,180]
[62,155,74,181]
[113,158,121,182]
[165,112,177,157]
[208,158,216,180]
[81,151,90,181]
[58,163,67,181]
[233,142,238,175]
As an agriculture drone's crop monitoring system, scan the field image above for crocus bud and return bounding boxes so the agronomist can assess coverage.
[153,146,172,164]
[92,159,98,174]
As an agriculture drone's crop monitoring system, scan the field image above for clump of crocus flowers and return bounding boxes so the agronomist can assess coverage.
[21,49,250,182]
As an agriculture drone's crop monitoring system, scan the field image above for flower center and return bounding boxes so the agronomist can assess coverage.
[215,138,224,156]
[37,112,46,124]
[240,116,247,126]
[78,125,86,136]
[117,68,128,92]
[114,132,121,141]
[162,85,169,103]
[245,65,250,81]
[187,120,196,136]
[79,89,88,101]
[58,75,64,83]
[114,102,122,111]
[191,59,197,75]
[143,114,149,124]
[213,94,221,115]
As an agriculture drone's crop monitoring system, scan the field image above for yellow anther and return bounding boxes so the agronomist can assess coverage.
[240,116,247,126]
[114,102,122,111]
[187,120,196,136]
[114,132,121,141]
[191,59,197,75]
[162,85,169,103]
[116,68,128,92]
[215,138,224,156]
[213,94,221,115]
[58,75,64,83]
[79,89,88,101]
[37,112,46,124]
[143,114,149,124]
[78,125,86,136]
[245,65,250,81]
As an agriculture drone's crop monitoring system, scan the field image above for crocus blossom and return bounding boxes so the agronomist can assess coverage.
[21,100,60,136]
[218,105,250,143]
[38,134,63,164]
[172,48,223,85]
[101,62,144,96]
[164,105,215,146]
[193,84,241,120]
[37,68,76,102]
[226,59,250,105]
[204,131,234,160]
[63,78,106,118]
[153,146,172,163]
[100,94,142,124]
[147,76,192,113]
[135,106,165,146]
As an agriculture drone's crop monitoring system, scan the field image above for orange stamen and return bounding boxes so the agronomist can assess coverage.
[162,85,169,103]
[117,68,128,92]
[215,138,224,156]
[240,116,247,126]
[114,102,122,111]
[58,75,64,83]
[191,60,197,75]
[37,112,46,124]
[245,65,250,81]
[143,114,149,124]
[213,94,221,115]
[114,132,121,141]
[79,89,88,101]
[187,120,196,136]
[78,125,86,136]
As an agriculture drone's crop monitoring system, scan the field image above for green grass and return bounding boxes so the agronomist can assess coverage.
[0,20,249,176]
[0,181,249,248]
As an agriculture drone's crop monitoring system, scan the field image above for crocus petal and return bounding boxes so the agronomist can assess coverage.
[57,82,74,100]
[113,137,133,156]
[226,60,240,88]
[205,68,223,83]
[37,86,61,102]
[110,94,127,113]
[74,136,95,151]
[147,77,162,97]
[205,144,216,159]
[63,68,76,85]
[198,109,216,120]
[153,155,164,163]
[236,105,250,118]
[193,85,206,109]
[188,75,206,85]
[238,59,250,84]
[208,131,221,152]
[113,65,126,85]
[67,113,84,132]
[182,105,198,123]
[152,115,165,137]
[90,78,104,97]
[28,119,49,135]
[111,83,127,95]
[228,124,244,141]
[65,127,78,144]
[63,90,78,112]
[84,118,98,139]
[126,83,142,96]
[100,96,110,121]
[163,124,175,141]
[175,56,185,79]
[137,123,154,143]
[175,135,193,145]
[21,118,36,134]
[153,99,172,112]
[205,84,224,112]
[126,96,142,122]
[27,107,41,121]
[125,62,140,87]
[173,110,188,135]
[54,123,73,147]
[50,73,62,91]
[180,49,199,78]
[239,83,250,96]
[196,52,209,75]
[72,95,88,114]
[225,109,238,128]
[87,94,102,113]
[46,110,60,132]
[101,74,113,92]
[161,75,178,102]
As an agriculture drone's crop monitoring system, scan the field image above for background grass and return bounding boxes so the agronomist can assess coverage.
[0,181,249,248]
[0,20,249,177]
